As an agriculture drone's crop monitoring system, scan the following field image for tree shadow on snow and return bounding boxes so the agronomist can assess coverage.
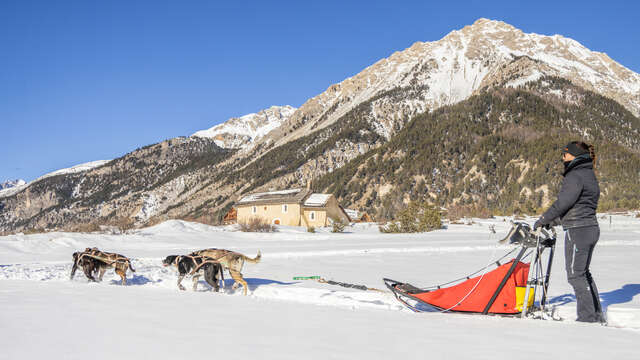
[547,283,640,311]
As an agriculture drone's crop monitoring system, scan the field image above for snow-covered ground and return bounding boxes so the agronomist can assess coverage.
[1,215,639,359]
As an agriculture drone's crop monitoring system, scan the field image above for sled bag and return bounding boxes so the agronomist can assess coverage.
[412,260,530,314]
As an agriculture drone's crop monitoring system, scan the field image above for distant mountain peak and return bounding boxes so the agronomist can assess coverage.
[0,179,27,198]
[261,18,639,152]
[0,179,26,190]
[192,105,297,149]
[468,18,518,32]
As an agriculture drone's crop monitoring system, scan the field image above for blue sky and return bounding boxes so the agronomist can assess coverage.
[1,0,638,182]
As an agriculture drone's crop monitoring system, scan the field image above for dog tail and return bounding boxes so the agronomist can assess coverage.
[244,250,261,264]
[128,260,136,273]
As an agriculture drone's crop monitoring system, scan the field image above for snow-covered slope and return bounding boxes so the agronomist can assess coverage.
[270,18,640,147]
[0,183,26,199]
[0,180,27,199]
[36,160,111,180]
[193,105,296,149]
[1,215,639,359]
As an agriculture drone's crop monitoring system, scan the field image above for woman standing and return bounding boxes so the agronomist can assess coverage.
[534,141,604,323]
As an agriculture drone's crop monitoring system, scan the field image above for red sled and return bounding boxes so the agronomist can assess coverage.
[384,223,556,316]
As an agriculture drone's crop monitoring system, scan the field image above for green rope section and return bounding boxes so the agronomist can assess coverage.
[293,276,321,280]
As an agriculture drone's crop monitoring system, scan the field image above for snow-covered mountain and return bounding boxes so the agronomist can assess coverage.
[3,18,640,234]
[0,180,27,199]
[192,105,296,149]
[0,180,26,190]
[266,18,640,148]
[0,161,111,199]
[35,160,111,180]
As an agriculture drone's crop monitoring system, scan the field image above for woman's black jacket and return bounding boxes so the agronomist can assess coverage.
[538,155,600,230]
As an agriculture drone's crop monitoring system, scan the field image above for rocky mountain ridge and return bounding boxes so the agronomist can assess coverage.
[0,137,230,233]
[221,19,640,201]
[2,19,640,233]
[313,76,640,217]
[258,18,639,152]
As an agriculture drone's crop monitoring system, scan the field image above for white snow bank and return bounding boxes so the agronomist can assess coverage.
[135,219,233,235]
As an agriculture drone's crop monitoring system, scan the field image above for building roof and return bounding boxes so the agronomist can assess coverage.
[344,209,358,219]
[236,188,340,208]
[303,193,332,207]
[237,188,312,206]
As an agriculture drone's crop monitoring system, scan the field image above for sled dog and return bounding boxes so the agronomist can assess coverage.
[70,251,110,282]
[189,249,261,295]
[162,255,224,291]
[80,247,136,285]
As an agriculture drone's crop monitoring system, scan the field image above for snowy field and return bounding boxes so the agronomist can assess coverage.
[1,215,639,359]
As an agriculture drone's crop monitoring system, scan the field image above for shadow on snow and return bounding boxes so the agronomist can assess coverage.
[547,283,640,310]
[190,277,299,292]
[110,274,159,286]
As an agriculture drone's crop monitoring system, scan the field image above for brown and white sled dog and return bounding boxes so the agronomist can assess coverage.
[189,249,261,295]
[79,247,136,285]
[162,255,224,292]
[70,251,110,282]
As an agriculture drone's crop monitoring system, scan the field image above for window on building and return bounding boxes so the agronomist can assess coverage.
[282,204,288,213]
[309,211,315,220]
[252,206,257,214]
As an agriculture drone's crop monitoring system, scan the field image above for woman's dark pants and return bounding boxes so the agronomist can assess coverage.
[565,225,604,323]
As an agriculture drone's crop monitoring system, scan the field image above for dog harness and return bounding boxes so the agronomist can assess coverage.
[186,255,224,276]
[78,249,132,268]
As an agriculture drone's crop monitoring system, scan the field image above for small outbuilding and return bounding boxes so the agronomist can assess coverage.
[344,209,374,223]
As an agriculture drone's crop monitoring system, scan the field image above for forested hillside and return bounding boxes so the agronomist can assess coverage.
[313,77,640,219]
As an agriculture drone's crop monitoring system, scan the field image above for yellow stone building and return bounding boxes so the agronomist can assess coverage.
[236,188,350,227]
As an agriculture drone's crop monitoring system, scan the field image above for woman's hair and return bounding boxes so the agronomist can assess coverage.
[575,141,597,173]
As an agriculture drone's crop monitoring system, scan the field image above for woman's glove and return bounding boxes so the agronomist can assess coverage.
[533,219,550,230]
